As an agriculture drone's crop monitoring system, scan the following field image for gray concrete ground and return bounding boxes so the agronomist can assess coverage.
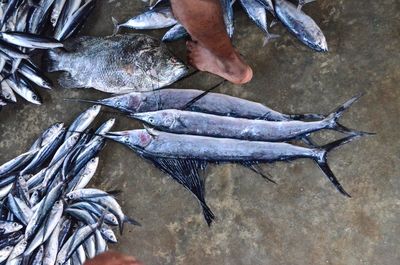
[1,0,399,264]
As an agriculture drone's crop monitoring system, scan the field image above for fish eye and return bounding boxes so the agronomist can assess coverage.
[13,222,19,227]
[148,117,155,123]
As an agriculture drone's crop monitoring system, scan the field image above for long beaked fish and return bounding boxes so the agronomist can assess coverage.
[274,0,328,51]
[46,34,188,94]
[72,88,324,121]
[131,94,364,142]
[102,129,362,225]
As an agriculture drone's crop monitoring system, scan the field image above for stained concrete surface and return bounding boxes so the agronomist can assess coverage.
[1,0,399,264]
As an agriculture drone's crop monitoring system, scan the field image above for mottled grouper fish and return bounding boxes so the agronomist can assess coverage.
[102,128,363,225]
[45,34,189,94]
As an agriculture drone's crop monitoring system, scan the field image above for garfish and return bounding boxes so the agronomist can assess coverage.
[46,34,188,93]
[131,94,364,142]
[102,129,362,225]
[112,6,177,34]
[274,0,327,51]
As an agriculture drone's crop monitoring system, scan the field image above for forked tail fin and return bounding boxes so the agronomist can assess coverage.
[111,17,120,36]
[314,134,366,197]
[323,93,374,135]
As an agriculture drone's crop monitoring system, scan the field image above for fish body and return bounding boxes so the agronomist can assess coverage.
[131,95,359,141]
[17,60,53,89]
[54,0,96,41]
[5,75,42,105]
[65,105,101,139]
[46,34,188,93]
[274,0,328,51]
[221,0,234,37]
[79,88,323,121]
[51,0,68,27]
[114,6,177,31]
[0,32,63,49]
[162,23,188,42]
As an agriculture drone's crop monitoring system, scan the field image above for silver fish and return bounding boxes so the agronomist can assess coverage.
[113,6,177,33]
[46,34,188,93]
[65,105,101,139]
[0,246,13,264]
[104,129,361,224]
[0,221,23,235]
[51,0,68,27]
[131,95,361,142]
[274,0,328,51]
[162,23,189,42]
[0,32,63,49]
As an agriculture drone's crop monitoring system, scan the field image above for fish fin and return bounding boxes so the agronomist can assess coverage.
[58,72,83,89]
[315,134,365,197]
[111,17,120,36]
[287,113,326,121]
[270,19,278,28]
[262,33,280,46]
[301,134,318,147]
[181,80,225,110]
[44,49,63,72]
[124,215,141,227]
[240,161,276,184]
[324,93,373,135]
[145,156,215,226]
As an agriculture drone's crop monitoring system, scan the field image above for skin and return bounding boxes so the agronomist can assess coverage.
[170,0,253,84]
[85,251,143,265]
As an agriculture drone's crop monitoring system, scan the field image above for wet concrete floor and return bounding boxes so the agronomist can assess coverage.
[0,0,399,264]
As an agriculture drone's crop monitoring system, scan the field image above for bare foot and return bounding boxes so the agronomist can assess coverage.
[187,41,253,84]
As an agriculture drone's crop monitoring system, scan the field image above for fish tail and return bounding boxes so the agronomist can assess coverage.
[124,215,141,227]
[324,93,374,135]
[262,32,280,46]
[314,134,364,197]
[44,49,63,72]
[111,17,120,36]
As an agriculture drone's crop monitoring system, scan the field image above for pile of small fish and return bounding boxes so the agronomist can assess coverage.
[0,0,97,110]
[0,106,139,264]
[71,88,370,225]
[114,0,328,51]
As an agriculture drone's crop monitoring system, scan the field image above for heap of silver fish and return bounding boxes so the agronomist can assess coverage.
[114,0,327,51]
[0,0,97,111]
[0,106,139,264]
[70,88,369,225]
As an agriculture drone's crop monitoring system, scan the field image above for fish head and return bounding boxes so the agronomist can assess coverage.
[104,130,152,149]
[100,227,117,243]
[8,222,23,233]
[132,110,175,128]
[101,93,142,113]
[156,53,189,86]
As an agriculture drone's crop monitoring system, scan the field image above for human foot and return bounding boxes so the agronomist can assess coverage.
[186,40,253,84]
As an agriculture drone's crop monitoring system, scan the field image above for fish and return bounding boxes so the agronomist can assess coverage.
[274,0,328,51]
[162,23,188,42]
[112,6,177,34]
[0,79,17,102]
[103,129,363,225]
[54,0,96,41]
[71,88,324,121]
[28,0,58,34]
[0,40,30,59]
[130,94,365,142]
[65,105,101,139]
[5,74,42,105]
[0,246,13,263]
[46,34,188,94]
[0,32,64,49]
[221,0,234,38]
[18,60,53,89]
[0,221,23,235]
[240,0,279,44]
[51,0,68,27]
